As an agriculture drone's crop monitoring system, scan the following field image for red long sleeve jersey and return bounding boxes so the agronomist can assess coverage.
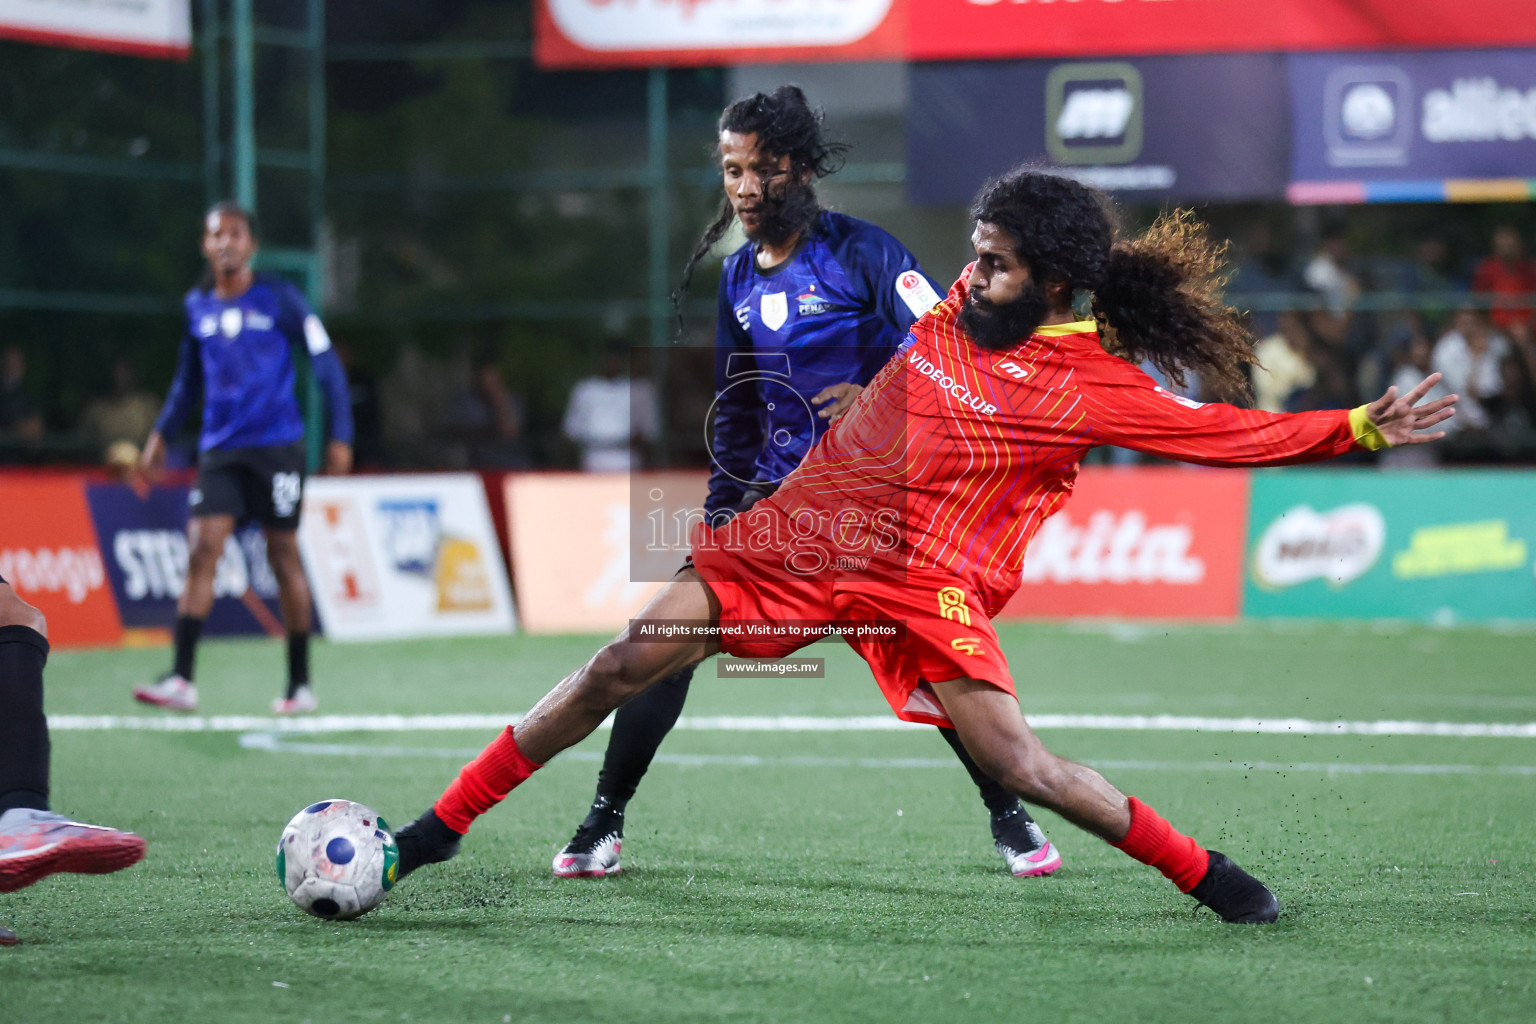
[765,266,1361,617]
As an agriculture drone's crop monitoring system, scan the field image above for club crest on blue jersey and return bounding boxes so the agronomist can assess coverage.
[760,292,788,331]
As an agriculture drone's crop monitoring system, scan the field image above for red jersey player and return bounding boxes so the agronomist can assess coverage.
[392,170,1456,923]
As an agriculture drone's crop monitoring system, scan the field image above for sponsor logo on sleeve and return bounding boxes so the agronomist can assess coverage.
[896,271,942,318]
[1252,503,1385,588]
[303,314,332,355]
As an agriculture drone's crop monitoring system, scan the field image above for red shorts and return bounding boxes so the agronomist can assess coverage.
[690,514,1015,727]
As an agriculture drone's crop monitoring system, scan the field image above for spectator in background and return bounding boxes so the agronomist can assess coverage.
[81,357,160,455]
[562,348,658,472]
[1303,222,1361,316]
[1228,222,1291,338]
[337,342,385,468]
[1251,311,1317,413]
[0,345,43,442]
[1380,332,1452,468]
[1432,309,1509,432]
[1471,226,1536,333]
[1288,309,1357,412]
[447,357,529,469]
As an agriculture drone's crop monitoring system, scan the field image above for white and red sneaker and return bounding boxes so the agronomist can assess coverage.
[0,808,147,893]
[272,685,318,716]
[993,811,1062,878]
[132,674,197,712]
[553,806,623,878]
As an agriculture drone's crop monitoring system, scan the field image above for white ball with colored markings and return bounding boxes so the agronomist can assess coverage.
[277,799,398,920]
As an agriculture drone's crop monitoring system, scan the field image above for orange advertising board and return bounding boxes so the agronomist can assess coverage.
[998,467,1249,621]
[0,476,124,647]
[504,472,709,635]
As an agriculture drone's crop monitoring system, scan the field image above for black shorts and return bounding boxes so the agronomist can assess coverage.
[191,443,307,530]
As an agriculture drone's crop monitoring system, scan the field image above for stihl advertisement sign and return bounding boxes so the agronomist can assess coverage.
[998,468,1249,621]
[536,0,904,68]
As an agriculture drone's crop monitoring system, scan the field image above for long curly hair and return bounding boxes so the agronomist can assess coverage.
[672,86,849,332]
[968,170,1254,400]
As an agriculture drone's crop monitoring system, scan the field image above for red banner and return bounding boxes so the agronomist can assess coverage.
[538,0,1536,68]
[910,0,1536,61]
[0,476,124,648]
[997,467,1249,621]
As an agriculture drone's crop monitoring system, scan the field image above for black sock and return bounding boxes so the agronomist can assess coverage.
[591,665,694,814]
[172,615,203,681]
[937,725,1029,820]
[0,625,51,816]
[286,632,309,698]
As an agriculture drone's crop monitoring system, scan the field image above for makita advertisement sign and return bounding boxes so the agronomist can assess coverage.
[1290,49,1536,185]
[999,469,1249,621]
[908,56,1290,205]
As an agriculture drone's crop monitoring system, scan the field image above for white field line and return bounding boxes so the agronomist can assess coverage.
[48,712,1536,738]
[232,734,1536,777]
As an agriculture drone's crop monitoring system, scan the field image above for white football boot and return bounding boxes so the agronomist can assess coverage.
[132,674,198,712]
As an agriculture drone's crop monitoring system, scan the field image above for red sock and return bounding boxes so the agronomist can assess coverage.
[1110,796,1210,892]
[433,726,542,834]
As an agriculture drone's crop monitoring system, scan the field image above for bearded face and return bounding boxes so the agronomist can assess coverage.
[958,278,1052,351]
[746,177,819,249]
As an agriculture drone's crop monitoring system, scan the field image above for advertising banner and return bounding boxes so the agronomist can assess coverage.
[0,476,123,648]
[84,483,286,639]
[908,56,1290,205]
[1288,49,1536,203]
[907,0,1536,62]
[298,475,516,642]
[535,0,904,69]
[1244,471,1536,621]
[998,468,1250,621]
[0,0,190,59]
[505,472,710,634]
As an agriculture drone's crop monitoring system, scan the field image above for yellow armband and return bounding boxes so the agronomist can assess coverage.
[1349,405,1392,451]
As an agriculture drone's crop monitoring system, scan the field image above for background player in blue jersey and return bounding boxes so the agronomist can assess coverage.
[550,87,1060,881]
[132,202,353,716]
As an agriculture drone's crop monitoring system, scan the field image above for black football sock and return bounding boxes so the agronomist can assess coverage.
[937,725,1031,820]
[286,632,310,699]
[172,615,204,681]
[591,665,695,814]
[0,625,51,816]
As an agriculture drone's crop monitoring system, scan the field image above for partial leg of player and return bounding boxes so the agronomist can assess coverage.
[396,574,719,876]
[3,584,147,895]
[929,677,1278,923]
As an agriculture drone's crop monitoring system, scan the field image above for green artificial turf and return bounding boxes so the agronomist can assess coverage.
[3,622,1534,1023]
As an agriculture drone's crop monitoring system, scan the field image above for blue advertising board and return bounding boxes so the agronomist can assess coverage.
[85,483,290,636]
[907,55,1291,206]
[1288,49,1536,202]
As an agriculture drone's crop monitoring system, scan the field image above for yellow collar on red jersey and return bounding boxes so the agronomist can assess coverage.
[1033,320,1098,337]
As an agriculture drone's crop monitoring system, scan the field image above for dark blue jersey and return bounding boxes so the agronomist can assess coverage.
[708,210,943,514]
[154,274,354,453]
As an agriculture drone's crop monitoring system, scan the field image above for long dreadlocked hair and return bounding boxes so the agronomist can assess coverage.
[968,170,1255,400]
[671,85,849,333]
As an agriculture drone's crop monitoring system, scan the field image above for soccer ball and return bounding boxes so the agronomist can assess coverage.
[276,799,399,920]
